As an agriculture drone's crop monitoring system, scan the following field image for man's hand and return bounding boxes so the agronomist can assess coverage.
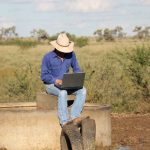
[55,79,62,86]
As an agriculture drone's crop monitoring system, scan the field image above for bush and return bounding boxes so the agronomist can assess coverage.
[82,56,138,112]
[5,64,39,101]
[115,45,150,101]
[16,40,38,49]
[75,37,89,47]
[0,39,39,49]
[96,37,103,42]
[103,29,115,41]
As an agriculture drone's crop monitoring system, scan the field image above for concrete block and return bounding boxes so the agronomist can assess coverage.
[0,110,61,150]
[36,92,57,110]
[36,92,75,110]
[82,104,111,147]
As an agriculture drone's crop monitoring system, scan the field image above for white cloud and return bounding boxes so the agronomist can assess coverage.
[34,0,117,12]
[65,0,117,13]
[35,0,57,12]
[36,2,54,12]
[0,0,56,11]
[0,0,29,3]
[0,0,118,12]
[139,0,150,5]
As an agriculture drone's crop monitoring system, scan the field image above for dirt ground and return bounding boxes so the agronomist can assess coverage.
[111,113,150,150]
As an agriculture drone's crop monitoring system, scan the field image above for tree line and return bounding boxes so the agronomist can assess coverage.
[94,26,150,41]
[0,26,18,39]
[0,25,150,42]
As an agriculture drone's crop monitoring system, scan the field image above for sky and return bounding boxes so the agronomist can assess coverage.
[0,0,150,37]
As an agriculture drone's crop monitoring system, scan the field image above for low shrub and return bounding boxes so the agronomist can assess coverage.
[114,45,150,101]
[0,39,39,49]
[4,64,39,101]
[75,37,89,47]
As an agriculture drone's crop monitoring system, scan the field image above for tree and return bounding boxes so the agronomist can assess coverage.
[115,26,125,38]
[93,29,103,41]
[65,32,76,41]
[59,31,76,41]
[142,26,150,39]
[0,26,18,39]
[7,26,18,38]
[103,28,114,41]
[30,29,49,41]
[48,31,76,42]
[133,26,143,39]
[111,28,117,38]
[133,26,150,40]
[94,26,126,42]
[0,28,5,39]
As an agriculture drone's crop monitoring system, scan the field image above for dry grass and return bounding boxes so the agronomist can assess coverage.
[0,39,150,112]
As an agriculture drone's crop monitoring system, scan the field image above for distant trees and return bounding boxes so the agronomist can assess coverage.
[0,26,18,40]
[62,32,88,47]
[115,26,125,38]
[0,25,150,43]
[94,25,150,42]
[48,31,76,41]
[103,28,114,41]
[93,26,126,41]
[65,32,76,41]
[30,29,49,41]
[48,31,88,47]
[93,29,103,41]
[133,26,150,39]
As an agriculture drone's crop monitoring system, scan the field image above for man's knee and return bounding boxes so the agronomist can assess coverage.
[77,87,86,95]
[82,87,86,95]
[58,90,67,97]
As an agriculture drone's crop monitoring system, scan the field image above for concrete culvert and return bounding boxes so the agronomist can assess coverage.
[60,124,83,150]
[81,118,96,150]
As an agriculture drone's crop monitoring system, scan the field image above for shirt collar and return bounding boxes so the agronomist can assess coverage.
[51,50,58,58]
[51,49,67,60]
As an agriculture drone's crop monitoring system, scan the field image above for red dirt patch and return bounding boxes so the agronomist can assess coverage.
[111,113,150,150]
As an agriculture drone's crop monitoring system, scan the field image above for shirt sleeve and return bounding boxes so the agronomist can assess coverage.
[41,55,56,84]
[71,52,81,73]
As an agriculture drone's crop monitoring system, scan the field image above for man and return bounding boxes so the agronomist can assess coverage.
[41,33,86,127]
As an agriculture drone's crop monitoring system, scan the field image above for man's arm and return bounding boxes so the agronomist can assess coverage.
[41,55,56,84]
[71,52,81,72]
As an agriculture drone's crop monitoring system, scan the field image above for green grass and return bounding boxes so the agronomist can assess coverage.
[0,39,150,113]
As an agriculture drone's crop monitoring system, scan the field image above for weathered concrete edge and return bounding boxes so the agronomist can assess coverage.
[0,102,37,108]
[0,102,111,110]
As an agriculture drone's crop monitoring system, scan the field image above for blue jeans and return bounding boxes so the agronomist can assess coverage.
[45,84,86,126]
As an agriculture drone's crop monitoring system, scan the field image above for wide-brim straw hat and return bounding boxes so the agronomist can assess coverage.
[50,33,74,53]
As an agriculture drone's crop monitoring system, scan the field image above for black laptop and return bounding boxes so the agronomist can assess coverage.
[55,72,85,90]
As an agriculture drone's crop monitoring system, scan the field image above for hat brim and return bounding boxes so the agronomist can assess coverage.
[50,40,74,53]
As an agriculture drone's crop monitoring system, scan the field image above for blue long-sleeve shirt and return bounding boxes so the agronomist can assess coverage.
[41,50,81,84]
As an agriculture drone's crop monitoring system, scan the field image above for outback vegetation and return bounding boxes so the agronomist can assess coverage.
[0,25,150,113]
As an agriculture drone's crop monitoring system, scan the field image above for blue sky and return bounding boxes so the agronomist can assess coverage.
[0,0,150,36]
